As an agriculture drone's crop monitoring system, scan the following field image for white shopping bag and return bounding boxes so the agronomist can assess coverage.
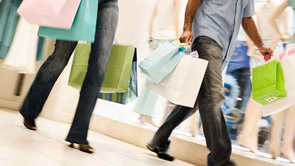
[261,43,295,116]
[146,55,208,108]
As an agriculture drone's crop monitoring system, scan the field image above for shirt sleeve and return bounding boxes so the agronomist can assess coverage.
[243,0,255,18]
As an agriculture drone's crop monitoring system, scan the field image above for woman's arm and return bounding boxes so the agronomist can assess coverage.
[149,3,158,39]
[268,0,290,39]
[283,10,290,36]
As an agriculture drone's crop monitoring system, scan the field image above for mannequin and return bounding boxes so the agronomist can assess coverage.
[238,0,290,153]
[268,0,295,163]
[134,0,180,127]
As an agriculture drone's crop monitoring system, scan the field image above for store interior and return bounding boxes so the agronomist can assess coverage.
[0,0,295,165]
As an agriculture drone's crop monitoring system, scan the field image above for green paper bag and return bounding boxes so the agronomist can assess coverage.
[98,54,138,105]
[38,0,98,42]
[252,60,286,105]
[68,43,135,93]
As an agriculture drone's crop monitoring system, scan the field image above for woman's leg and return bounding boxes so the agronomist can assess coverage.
[269,111,285,159]
[134,85,159,127]
[238,95,261,152]
[66,0,119,145]
[20,41,77,120]
[281,106,295,163]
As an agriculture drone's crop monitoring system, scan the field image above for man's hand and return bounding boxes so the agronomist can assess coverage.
[258,46,273,61]
[179,30,193,44]
[180,0,200,44]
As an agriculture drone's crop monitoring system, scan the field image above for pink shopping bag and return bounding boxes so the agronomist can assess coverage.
[18,0,81,30]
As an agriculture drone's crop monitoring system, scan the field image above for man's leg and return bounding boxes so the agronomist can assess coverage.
[148,36,234,165]
[148,105,198,161]
[195,37,233,166]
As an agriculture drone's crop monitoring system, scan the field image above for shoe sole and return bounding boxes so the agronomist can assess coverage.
[24,122,37,131]
[147,144,158,153]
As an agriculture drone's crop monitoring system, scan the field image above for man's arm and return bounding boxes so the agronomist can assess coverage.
[242,17,263,49]
[179,0,200,43]
[242,17,273,57]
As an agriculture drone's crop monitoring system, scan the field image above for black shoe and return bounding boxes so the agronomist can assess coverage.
[147,143,174,161]
[69,143,94,154]
[24,118,37,130]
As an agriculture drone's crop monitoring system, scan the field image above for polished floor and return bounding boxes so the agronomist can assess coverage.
[0,109,193,166]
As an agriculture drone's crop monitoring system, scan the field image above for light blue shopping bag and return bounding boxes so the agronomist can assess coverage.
[138,41,185,84]
[38,0,98,42]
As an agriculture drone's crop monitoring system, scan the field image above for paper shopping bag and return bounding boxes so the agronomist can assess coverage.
[252,60,286,105]
[68,43,136,93]
[98,54,138,104]
[18,0,81,29]
[139,41,185,84]
[146,55,208,108]
[261,43,295,116]
[38,0,98,42]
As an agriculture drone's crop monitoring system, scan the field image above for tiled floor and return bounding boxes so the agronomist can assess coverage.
[0,109,194,166]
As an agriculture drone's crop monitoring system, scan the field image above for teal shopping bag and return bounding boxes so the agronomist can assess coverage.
[98,52,138,104]
[38,0,98,42]
[138,41,185,84]
[252,60,286,105]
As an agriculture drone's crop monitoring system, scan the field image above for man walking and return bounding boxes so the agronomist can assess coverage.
[147,0,273,165]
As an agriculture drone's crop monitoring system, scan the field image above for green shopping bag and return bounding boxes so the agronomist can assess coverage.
[252,60,286,105]
[98,53,138,104]
[38,0,98,42]
[68,43,135,93]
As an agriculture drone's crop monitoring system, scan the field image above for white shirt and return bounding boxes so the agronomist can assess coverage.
[256,3,287,40]
[152,0,177,40]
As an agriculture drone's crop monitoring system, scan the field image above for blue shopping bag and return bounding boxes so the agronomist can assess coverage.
[98,50,138,105]
[138,41,185,84]
[38,0,98,42]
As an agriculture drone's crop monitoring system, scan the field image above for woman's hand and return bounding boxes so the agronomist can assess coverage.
[279,34,293,42]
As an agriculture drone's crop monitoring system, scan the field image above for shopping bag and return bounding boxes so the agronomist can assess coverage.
[139,41,185,84]
[68,43,136,93]
[98,54,138,105]
[38,0,98,42]
[18,0,81,29]
[146,55,208,108]
[261,43,295,116]
[252,60,286,105]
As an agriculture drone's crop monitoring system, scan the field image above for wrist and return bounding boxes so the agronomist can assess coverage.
[256,42,264,50]
[183,24,192,32]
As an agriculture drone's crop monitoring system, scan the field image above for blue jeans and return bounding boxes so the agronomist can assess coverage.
[20,0,119,145]
[150,37,234,166]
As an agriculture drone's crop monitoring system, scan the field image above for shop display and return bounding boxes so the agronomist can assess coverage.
[146,55,208,108]
[222,75,241,138]
[18,0,81,29]
[38,0,98,42]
